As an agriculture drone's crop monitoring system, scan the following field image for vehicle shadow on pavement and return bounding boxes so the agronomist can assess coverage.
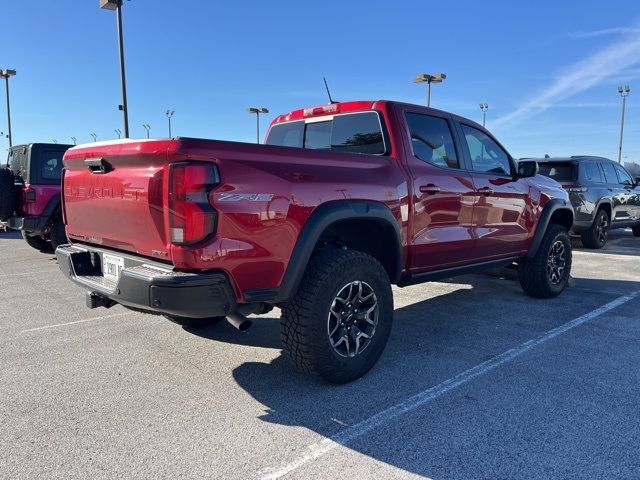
[218,273,639,478]
[0,230,22,240]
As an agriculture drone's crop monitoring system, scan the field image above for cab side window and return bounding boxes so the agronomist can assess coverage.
[461,124,512,175]
[405,113,459,169]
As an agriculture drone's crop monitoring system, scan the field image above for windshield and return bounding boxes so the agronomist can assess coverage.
[266,111,386,155]
[537,162,576,182]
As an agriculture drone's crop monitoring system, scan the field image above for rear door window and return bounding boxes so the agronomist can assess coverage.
[582,162,603,182]
[601,162,618,184]
[266,112,385,155]
[405,113,459,169]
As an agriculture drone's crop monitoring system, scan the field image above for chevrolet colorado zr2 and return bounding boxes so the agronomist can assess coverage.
[56,100,574,383]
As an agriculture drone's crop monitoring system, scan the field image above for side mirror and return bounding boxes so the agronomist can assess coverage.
[517,160,539,178]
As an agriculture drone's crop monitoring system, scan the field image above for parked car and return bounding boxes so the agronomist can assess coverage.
[0,143,72,251]
[535,156,640,248]
[56,101,574,383]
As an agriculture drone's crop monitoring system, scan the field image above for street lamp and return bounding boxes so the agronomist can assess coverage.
[617,85,631,164]
[413,73,446,107]
[166,110,175,138]
[1,68,16,148]
[115,128,122,139]
[100,0,130,138]
[71,136,77,145]
[142,123,151,139]
[91,133,97,142]
[247,107,269,144]
[479,102,489,127]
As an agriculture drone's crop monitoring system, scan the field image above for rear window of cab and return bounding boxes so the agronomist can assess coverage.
[266,111,386,155]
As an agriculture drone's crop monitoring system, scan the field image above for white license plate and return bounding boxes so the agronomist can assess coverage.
[102,253,125,283]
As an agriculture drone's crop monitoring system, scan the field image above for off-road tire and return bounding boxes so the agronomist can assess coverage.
[0,169,17,222]
[280,249,393,384]
[519,224,572,299]
[164,315,226,328]
[21,231,53,252]
[49,215,68,251]
[580,209,609,249]
[633,224,640,237]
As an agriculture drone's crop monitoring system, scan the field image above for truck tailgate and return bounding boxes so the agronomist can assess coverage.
[63,140,172,260]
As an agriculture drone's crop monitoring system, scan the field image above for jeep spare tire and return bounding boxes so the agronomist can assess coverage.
[0,168,17,222]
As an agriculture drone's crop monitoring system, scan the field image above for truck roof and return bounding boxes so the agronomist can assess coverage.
[271,100,478,127]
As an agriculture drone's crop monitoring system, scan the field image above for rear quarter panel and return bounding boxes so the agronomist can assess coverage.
[169,139,409,299]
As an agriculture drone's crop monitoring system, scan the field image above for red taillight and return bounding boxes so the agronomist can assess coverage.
[23,187,36,203]
[563,184,587,193]
[168,162,219,245]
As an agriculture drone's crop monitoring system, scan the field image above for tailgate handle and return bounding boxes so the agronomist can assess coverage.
[84,158,113,174]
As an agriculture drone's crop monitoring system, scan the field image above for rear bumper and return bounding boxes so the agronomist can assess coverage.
[56,244,237,318]
[8,215,48,234]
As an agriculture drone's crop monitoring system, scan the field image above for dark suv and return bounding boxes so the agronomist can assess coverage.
[535,156,640,248]
[0,143,72,251]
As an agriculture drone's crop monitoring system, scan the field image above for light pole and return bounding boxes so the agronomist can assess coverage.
[166,110,174,138]
[480,102,489,127]
[413,73,446,107]
[1,69,16,148]
[100,0,130,138]
[142,124,151,139]
[71,136,77,145]
[617,85,631,164]
[115,128,122,138]
[91,133,97,142]
[247,107,268,143]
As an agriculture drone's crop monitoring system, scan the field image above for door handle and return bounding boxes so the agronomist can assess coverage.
[419,184,441,195]
[478,187,494,196]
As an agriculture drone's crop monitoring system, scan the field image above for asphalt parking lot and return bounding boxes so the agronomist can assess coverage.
[1,230,639,479]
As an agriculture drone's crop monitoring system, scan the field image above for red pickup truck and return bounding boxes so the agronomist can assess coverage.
[57,100,573,383]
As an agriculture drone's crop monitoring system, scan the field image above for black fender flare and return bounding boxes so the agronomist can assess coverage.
[527,198,574,258]
[274,200,403,303]
[42,193,62,220]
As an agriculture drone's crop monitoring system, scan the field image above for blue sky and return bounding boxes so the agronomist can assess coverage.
[2,0,640,161]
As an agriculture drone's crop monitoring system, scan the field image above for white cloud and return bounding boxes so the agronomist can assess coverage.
[569,27,640,39]
[493,26,640,128]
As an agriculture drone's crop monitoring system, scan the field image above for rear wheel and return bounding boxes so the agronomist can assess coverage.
[580,209,609,249]
[280,249,393,384]
[519,224,572,298]
[49,215,68,251]
[633,224,640,237]
[164,315,226,328]
[21,231,53,252]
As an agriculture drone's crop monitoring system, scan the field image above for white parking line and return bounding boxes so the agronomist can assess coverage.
[20,312,132,333]
[260,290,639,480]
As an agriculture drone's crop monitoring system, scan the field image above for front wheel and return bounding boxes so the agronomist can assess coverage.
[280,249,393,384]
[519,224,572,298]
